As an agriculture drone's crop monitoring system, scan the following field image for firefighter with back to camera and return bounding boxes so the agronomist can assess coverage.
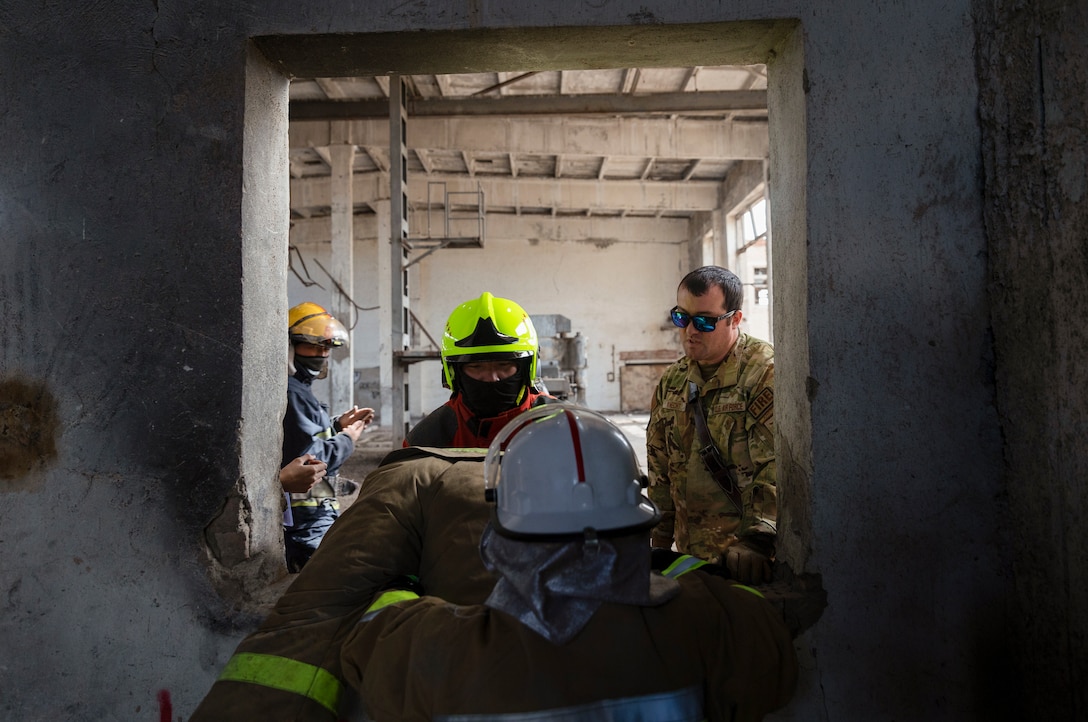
[343,404,798,721]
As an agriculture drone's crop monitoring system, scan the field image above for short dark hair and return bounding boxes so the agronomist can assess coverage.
[678,266,743,311]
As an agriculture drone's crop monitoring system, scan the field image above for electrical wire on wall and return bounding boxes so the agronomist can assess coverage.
[313,258,379,331]
[288,246,379,331]
[289,246,325,290]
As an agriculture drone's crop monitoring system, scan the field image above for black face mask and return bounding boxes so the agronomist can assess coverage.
[294,354,328,380]
[458,368,526,419]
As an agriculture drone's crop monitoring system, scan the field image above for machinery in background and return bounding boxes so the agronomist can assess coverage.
[531,315,587,404]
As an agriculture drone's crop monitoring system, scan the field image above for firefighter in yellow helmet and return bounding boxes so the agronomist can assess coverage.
[341,405,798,721]
[283,302,374,572]
[404,291,556,448]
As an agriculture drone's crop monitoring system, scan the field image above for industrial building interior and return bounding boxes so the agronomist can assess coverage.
[282,62,773,446]
[4,6,1084,720]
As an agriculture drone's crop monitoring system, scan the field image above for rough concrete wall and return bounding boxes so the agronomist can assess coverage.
[975,1,1088,718]
[769,3,1013,718]
[0,3,282,718]
[0,0,1043,719]
[765,22,819,713]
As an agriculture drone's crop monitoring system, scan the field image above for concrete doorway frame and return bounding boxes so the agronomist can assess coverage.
[229,19,812,597]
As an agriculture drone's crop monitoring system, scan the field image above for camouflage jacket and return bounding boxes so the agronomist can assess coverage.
[647,333,776,561]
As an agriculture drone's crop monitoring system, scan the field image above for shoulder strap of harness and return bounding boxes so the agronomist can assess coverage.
[688,381,743,513]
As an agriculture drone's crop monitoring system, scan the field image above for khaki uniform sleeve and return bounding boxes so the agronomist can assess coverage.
[741,360,776,540]
[646,374,676,547]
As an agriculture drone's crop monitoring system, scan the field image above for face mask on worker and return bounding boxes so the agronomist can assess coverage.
[294,353,329,380]
[458,365,525,418]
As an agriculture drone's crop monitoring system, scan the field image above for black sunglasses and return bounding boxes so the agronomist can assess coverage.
[669,306,736,332]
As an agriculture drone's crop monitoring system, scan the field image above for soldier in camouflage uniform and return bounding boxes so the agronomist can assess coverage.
[647,266,777,584]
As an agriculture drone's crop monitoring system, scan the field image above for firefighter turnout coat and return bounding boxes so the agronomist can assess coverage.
[191,448,495,721]
[343,563,798,722]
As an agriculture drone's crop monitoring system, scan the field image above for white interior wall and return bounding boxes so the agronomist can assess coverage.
[415,236,686,413]
[289,232,686,414]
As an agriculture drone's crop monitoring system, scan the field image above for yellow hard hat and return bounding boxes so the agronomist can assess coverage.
[288,302,349,348]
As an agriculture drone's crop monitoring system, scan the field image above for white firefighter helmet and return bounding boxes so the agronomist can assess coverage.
[483,404,660,538]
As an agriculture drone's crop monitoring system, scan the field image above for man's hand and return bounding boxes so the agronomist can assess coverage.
[724,537,774,585]
[279,454,328,494]
[340,420,365,443]
[338,406,375,430]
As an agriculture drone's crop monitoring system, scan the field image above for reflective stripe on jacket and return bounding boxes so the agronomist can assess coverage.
[216,653,342,716]
[190,450,494,721]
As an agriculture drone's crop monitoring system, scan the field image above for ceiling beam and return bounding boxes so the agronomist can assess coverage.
[415,147,434,174]
[360,145,389,172]
[435,74,454,97]
[288,158,307,179]
[312,147,333,168]
[292,115,768,160]
[254,21,796,79]
[291,174,722,213]
[290,212,691,245]
[316,78,347,99]
[289,90,766,120]
[473,70,541,97]
[373,75,391,97]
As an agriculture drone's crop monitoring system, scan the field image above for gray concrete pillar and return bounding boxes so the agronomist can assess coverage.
[328,142,355,414]
[377,202,393,427]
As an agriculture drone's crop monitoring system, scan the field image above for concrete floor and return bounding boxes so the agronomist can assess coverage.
[601,412,650,472]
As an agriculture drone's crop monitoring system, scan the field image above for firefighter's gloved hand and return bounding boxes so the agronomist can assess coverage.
[378,574,425,597]
[650,548,686,572]
[724,537,775,585]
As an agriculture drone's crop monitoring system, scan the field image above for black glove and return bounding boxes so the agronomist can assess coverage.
[650,548,686,572]
[724,534,775,585]
[378,574,425,596]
